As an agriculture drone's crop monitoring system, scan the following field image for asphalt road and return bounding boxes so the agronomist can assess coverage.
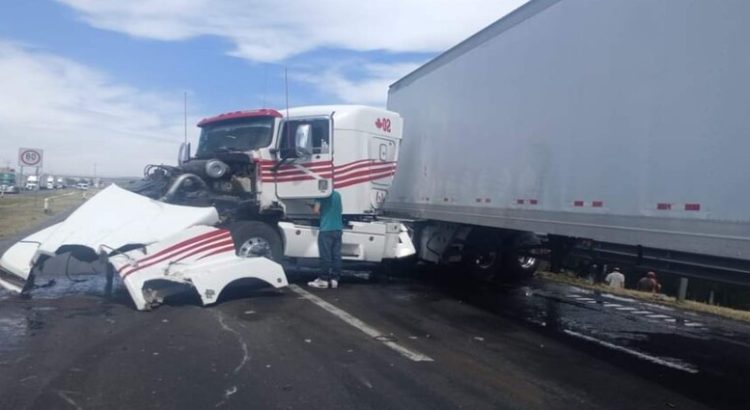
[2,234,750,408]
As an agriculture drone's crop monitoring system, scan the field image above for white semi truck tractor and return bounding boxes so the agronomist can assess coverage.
[384,0,750,285]
[0,106,416,308]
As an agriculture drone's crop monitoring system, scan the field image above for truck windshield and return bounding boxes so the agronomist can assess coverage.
[196,117,275,157]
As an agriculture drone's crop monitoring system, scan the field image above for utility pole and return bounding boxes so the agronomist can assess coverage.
[184,91,188,144]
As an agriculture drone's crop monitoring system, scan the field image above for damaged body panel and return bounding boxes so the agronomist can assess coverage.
[110,225,288,311]
[0,185,287,310]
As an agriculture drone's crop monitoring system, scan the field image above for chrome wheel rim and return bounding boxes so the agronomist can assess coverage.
[238,237,271,258]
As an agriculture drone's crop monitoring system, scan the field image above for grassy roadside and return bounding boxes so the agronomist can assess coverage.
[0,189,96,240]
[539,270,750,322]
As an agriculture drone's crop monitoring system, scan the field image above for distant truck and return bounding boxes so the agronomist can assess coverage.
[25,175,39,191]
[0,170,19,194]
[45,175,55,190]
[385,0,750,284]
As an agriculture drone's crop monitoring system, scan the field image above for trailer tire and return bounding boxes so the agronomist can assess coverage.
[501,233,540,280]
[462,229,503,281]
[228,221,283,262]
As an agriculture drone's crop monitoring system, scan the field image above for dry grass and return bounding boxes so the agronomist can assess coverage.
[0,189,96,239]
[539,271,750,322]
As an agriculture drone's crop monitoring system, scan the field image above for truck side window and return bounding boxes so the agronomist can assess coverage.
[280,119,330,155]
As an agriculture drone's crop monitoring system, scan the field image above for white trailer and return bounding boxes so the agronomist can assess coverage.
[385,0,750,283]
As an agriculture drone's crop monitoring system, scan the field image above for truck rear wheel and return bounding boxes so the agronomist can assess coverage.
[462,229,503,281]
[463,229,539,282]
[501,233,540,280]
[228,221,283,261]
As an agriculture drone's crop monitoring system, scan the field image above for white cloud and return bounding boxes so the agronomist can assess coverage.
[0,41,195,177]
[295,62,422,106]
[57,0,529,62]
[56,0,528,109]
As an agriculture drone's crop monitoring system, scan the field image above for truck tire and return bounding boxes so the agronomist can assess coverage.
[501,233,540,280]
[462,229,503,281]
[228,221,283,262]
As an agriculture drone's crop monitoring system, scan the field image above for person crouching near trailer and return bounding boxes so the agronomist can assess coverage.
[637,271,662,294]
[308,190,344,289]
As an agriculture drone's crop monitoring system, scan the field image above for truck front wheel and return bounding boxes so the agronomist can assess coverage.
[228,221,283,261]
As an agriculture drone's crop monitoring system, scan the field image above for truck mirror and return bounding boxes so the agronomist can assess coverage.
[294,124,313,158]
[178,142,191,165]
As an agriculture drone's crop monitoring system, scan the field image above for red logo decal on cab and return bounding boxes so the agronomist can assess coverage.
[375,118,392,133]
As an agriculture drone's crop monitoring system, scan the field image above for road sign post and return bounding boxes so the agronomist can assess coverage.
[18,148,43,168]
[18,148,43,191]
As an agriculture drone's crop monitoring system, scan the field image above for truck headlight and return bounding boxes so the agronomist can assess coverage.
[205,160,229,178]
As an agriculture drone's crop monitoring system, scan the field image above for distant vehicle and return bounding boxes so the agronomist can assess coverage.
[25,176,39,191]
[55,177,66,189]
[76,182,89,190]
[0,171,19,194]
[45,176,55,190]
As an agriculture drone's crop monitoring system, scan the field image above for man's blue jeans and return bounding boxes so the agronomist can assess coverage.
[318,230,342,281]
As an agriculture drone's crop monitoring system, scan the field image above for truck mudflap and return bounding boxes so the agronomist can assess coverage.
[0,184,220,292]
[110,225,288,311]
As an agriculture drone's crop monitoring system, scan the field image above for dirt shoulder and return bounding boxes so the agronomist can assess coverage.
[539,271,750,322]
[0,190,96,240]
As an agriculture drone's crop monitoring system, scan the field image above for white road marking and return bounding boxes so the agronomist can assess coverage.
[601,294,637,303]
[289,285,434,362]
[685,322,704,327]
[603,303,622,308]
[644,303,674,312]
[647,314,671,319]
[563,330,699,374]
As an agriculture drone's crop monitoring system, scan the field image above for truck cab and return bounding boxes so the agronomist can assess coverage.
[131,105,412,264]
[179,105,402,218]
[25,176,38,191]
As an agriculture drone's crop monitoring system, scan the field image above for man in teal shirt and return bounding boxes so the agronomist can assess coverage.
[308,190,344,289]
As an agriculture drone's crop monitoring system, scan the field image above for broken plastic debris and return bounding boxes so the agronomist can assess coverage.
[474,336,484,342]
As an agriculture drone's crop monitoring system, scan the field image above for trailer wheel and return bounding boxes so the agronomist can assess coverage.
[501,233,540,280]
[228,221,283,261]
[462,229,503,281]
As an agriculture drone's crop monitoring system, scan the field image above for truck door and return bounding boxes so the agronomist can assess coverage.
[275,118,333,199]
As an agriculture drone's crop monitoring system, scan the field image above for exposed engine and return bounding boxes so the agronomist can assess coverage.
[126,153,259,215]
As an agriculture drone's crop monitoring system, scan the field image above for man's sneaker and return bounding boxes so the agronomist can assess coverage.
[330,279,338,289]
[307,278,329,289]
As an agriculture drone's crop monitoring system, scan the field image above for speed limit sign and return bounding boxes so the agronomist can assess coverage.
[18,148,44,168]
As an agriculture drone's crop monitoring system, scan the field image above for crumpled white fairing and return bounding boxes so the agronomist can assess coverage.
[0,185,287,310]
[0,185,219,288]
[110,225,288,310]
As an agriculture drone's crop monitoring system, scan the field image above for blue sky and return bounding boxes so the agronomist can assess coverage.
[0,0,526,176]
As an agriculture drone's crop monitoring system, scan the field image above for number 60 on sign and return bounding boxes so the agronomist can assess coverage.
[18,148,44,168]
